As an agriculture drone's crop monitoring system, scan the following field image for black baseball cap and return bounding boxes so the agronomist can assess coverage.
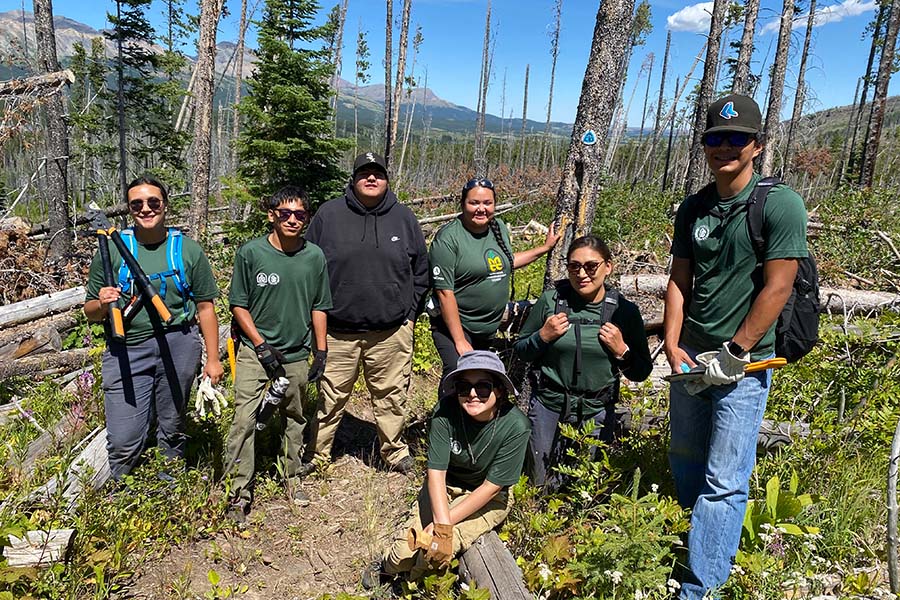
[352,152,388,178]
[704,94,762,136]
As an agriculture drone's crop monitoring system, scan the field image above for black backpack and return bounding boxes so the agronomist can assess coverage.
[693,177,820,363]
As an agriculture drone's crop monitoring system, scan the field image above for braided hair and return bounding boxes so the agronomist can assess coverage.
[488,218,516,301]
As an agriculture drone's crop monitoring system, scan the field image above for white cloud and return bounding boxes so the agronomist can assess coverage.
[760,0,877,34]
[667,2,714,32]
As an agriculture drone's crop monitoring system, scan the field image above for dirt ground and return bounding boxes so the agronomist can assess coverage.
[127,376,438,600]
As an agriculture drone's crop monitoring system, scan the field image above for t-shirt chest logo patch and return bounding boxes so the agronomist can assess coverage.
[256,272,280,287]
[450,438,463,455]
[694,224,710,242]
[484,249,506,282]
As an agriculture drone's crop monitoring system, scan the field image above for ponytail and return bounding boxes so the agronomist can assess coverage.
[489,219,515,302]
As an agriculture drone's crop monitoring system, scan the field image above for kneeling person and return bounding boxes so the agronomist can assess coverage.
[376,351,530,582]
[224,186,331,521]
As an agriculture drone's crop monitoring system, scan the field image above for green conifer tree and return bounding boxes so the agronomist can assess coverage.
[237,0,348,203]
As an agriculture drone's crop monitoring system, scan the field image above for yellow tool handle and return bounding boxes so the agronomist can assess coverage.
[744,358,787,373]
[227,337,237,382]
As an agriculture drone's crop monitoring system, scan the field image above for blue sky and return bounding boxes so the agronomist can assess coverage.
[45,0,889,127]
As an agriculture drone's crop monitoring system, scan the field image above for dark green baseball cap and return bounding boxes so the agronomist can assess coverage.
[704,94,762,135]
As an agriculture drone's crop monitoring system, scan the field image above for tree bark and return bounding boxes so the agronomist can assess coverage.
[518,63,530,171]
[683,0,728,195]
[860,0,900,187]
[330,0,348,130]
[759,0,795,177]
[474,0,492,174]
[848,2,887,179]
[188,0,222,238]
[387,0,411,173]
[383,0,393,159]
[784,0,816,177]
[732,0,759,95]
[231,0,249,176]
[838,76,863,183]
[32,0,72,260]
[543,0,636,285]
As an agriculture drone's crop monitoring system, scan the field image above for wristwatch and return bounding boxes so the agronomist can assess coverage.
[727,340,748,357]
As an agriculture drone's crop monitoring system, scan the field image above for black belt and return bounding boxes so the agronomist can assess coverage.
[537,376,615,423]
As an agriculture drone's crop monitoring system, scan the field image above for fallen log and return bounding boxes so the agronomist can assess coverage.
[0,348,91,380]
[0,312,79,348]
[0,327,61,361]
[617,274,900,313]
[29,427,110,512]
[418,203,514,226]
[458,531,531,599]
[11,407,88,473]
[0,287,86,329]
[0,69,74,97]
[29,204,129,236]
[3,529,75,568]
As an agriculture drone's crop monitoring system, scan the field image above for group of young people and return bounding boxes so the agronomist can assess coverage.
[83,94,808,599]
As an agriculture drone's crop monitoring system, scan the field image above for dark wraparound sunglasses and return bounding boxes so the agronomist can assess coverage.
[455,380,495,399]
[273,208,309,222]
[702,131,756,148]
[129,198,163,212]
[566,260,605,276]
[462,178,495,194]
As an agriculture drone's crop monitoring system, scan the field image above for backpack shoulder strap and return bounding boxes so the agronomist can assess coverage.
[747,177,781,260]
[600,287,619,324]
[116,228,138,291]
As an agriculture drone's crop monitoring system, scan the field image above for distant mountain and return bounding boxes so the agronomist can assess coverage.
[0,9,574,137]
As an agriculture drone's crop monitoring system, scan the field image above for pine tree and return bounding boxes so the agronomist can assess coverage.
[238,0,349,202]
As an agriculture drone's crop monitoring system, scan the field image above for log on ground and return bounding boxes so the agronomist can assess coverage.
[0,287,86,329]
[0,348,91,380]
[29,427,110,511]
[3,529,75,568]
[458,531,531,599]
[0,326,62,361]
[10,407,88,473]
[0,311,79,348]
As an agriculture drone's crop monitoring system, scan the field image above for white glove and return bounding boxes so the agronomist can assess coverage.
[681,351,717,395]
[702,343,750,386]
[196,376,226,418]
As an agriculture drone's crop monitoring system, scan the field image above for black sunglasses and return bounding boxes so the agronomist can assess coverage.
[566,260,605,276]
[702,131,756,148]
[273,208,309,222]
[129,198,163,212]
[455,379,495,399]
[462,178,495,194]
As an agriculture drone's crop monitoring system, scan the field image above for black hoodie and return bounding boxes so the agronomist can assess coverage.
[306,184,429,332]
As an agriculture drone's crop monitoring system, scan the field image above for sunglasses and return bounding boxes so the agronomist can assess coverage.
[702,131,756,148]
[462,178,495,193]
[566,260,605,276]
[273,208,309,222]
[455,379,495,399]
[129,198,163,212]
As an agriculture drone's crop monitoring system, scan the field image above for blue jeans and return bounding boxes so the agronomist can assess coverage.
[668,349,772,599]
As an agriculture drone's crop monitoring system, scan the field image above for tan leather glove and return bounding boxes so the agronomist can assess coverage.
[424,522,454,567]
[407,527,432,552]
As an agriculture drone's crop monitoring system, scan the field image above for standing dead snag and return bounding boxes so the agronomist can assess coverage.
[543,0,636,286]
[784,0,816,177]
[759,0,794,177]
[731,0,759,95]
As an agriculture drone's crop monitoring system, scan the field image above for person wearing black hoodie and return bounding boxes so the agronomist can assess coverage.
[305,152,429,473]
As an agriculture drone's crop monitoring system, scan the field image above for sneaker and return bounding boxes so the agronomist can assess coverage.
[290,488,311,507]
[297,461,316,479]
[361,558,384,590]
[391,455,415,474]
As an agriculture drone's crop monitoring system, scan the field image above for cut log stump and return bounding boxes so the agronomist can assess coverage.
[458,531,530,599]
[3,528,75,568]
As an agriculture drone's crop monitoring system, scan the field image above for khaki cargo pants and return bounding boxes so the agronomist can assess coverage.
[384,482,513,580]
[309,321,413,466]
[224,344,310,503]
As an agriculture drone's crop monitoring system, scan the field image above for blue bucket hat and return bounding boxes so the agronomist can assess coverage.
[439,350,518,398]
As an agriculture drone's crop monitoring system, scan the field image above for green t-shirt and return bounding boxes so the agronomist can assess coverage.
[86,230,218,345]
[671,174,808,359]
[515,286,652,415]
[228,236,332,363]
[426,396,530,490]
[429,217,513,336]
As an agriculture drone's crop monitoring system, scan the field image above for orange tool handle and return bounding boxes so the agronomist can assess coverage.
[744,358,787,373]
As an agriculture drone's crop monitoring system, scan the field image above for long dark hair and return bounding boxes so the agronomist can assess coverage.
[461,182,515,302]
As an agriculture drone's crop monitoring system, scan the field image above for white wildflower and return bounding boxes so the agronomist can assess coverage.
[538,563,552,582]
[634,589,644,600]
[580,490,592,501]
[667,579,681,593]
[731,564,745,576]
[651,483,659,493]
[607,570,623,585]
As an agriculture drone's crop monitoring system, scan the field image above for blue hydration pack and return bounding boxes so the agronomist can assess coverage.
[116,227,194,316]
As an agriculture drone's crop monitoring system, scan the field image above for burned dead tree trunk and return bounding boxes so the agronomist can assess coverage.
[731,0,759,95]
[784,0,816,177]
[759,0,795,177]
[387,0,411,174]
[32,0,72,260]
[543,0,636,285]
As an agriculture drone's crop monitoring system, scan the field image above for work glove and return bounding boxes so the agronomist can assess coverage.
[680,351,717,396]
[308,349,327,383]
[195,376,226,418]
[701,342,750,386]
[254,342,285,379]
[424,522,454,567]
[406,527,432,552]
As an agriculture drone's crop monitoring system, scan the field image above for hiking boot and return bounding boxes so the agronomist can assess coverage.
[297,461,316,479]
[361,557,385,590]
[290,488,311,507]
[391,455,415,474]
[226,501,249,526]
